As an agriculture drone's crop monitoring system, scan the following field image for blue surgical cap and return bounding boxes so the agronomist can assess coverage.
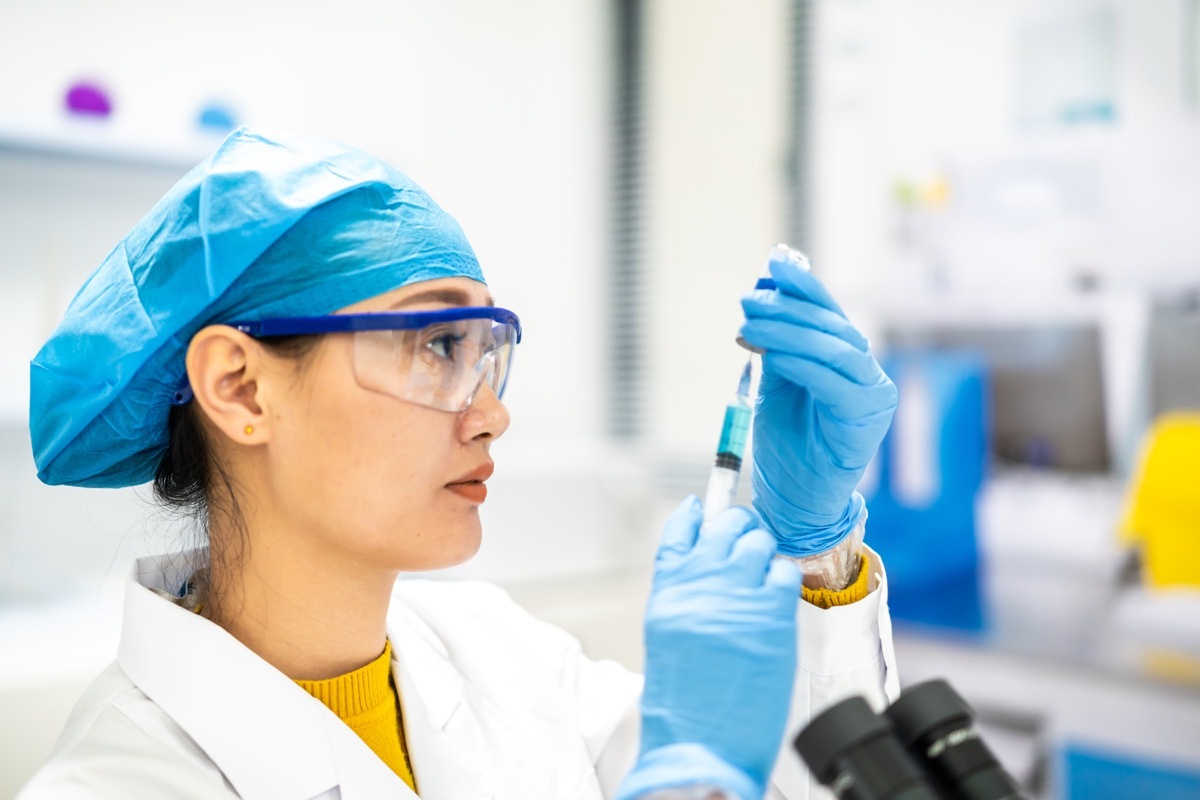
[30,126,485,488]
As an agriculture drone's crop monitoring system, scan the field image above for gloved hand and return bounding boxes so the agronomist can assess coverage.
[615,497,801,800]
[739,253,898,557]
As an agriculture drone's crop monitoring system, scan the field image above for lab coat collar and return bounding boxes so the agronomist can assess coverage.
[118,553,417,800]
[385,586,493,800]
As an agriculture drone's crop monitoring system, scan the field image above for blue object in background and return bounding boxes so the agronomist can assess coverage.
[862,349,988,632]
[1059,743,1200,799]
[197,103,237,133]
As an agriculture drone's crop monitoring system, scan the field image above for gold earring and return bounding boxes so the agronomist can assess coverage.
[244,425,255,436]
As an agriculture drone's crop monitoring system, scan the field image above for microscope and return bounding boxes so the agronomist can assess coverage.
[794,679,1031,800]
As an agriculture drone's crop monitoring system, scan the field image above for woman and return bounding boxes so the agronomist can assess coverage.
[22,127,897,799]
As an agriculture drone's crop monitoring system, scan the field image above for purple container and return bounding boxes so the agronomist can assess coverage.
[65,82,113,117]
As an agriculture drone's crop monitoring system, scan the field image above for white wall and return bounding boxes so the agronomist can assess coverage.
[640,0,792,462]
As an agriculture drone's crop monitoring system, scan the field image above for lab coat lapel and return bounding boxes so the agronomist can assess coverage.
[120,554,417,800]
[386,580,613,800]
[390,617,493,800]
[320,712,421,800]
[120,556,338,800]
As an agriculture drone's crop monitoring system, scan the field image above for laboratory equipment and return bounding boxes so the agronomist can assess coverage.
[795,694,940,799]
[886,681,1029,800]
[794,680,1029,800]
[1120,413,1200,588]
[702,361,753,526]
[65,81,113,117]
[863,351,987,631]
[197,103,238,132]
[1148,294,1200,419]
[886,324,1109,472]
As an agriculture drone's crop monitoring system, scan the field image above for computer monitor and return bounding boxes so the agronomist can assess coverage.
[885,324,1110,472]
[1147,296,1200,418]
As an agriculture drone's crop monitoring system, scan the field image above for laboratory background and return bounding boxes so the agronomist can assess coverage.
[2,0,1199,797]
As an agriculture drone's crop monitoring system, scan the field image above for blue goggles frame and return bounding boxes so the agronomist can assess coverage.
[170,306,522,406]
[229,306,523,339]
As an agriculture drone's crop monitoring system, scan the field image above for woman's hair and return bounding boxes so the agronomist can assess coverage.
[152,335,319,524]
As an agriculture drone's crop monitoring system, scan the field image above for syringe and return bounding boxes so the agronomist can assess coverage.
[702,359,754,526]
[703,244,811,525]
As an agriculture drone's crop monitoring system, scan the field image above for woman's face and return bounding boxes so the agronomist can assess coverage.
[262,277,510,572]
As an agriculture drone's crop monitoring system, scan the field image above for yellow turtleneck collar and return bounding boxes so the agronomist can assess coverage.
[295,641,416,792]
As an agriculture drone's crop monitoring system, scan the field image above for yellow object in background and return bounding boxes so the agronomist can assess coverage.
[1121,413,1200,588]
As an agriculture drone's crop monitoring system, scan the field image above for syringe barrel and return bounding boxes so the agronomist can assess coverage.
[703,465,741,525]
[716,400,751,461]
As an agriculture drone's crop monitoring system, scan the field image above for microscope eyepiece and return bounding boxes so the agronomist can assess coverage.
[884,680,1030,800]
[794,695,941,800]
[795,681,1031,800]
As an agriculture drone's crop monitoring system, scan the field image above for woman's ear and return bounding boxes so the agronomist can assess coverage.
[186,326,272,445]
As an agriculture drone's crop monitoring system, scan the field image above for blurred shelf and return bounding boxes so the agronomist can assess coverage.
[0,117,218,170]
[873,289,1147,328]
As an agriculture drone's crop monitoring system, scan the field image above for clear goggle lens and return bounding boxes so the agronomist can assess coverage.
[352,317,518,412]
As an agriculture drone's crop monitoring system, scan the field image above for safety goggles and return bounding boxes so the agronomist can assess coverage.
[171,307,521,413]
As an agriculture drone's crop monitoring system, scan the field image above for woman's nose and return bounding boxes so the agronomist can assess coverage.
[458,382,510,442]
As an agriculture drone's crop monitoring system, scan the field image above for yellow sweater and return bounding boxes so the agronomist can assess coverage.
[801,552,872,609]
[295,641,416,792]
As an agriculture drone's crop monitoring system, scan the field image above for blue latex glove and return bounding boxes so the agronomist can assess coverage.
[739,255,898,557]
[616,497,801,800]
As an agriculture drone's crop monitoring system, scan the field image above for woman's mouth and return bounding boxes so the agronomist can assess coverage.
[445,461,493,504]
[445,481,487,503]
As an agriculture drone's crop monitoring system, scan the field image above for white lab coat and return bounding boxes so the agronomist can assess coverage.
[19,549,898,800]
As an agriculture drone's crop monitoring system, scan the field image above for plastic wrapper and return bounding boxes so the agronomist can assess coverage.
[639,788,736,800]
[791,508,867,591]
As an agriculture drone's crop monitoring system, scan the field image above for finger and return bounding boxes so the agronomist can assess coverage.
[696,505,758,560]
[725,527,779,586]
[760,351,896,419]
[741,321,882,386]
[766,557,802,598]
[768,256,851,320]
[741,291,869,352]
[657,495,703,557]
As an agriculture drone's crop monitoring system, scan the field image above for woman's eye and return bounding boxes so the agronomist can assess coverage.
[427,332,466,360]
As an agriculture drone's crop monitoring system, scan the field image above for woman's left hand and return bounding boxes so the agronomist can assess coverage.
[616,498,800,800]
[738,255,897,558]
